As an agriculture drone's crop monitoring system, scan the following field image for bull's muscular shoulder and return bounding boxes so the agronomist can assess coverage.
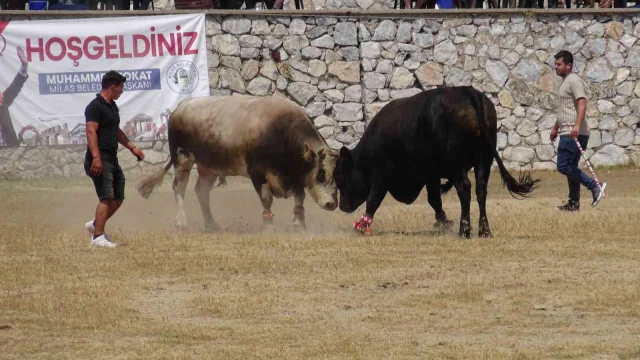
[170,94,321,148]
[175,94,308,124]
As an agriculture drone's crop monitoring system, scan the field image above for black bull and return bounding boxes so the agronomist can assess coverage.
[334,86,541,238]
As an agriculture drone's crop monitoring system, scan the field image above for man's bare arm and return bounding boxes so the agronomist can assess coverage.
[117,129,145,161]
[86,121,101,159]
[116,129,135,151]
[575,97,586,128]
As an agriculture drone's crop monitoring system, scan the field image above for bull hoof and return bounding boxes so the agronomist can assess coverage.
[478,219,491,238]
[289,222,306,232]
[433,219,454,232]
[176,213,187,230]
[478,229,492,238]
[289,216,306,232]
[353,225,372,235]
[458,220,472,239]
[260,223,276,234]
[204,223,220,233]
[353,216,373,235]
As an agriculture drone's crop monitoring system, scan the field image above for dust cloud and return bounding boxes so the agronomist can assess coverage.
[2,174,350,236]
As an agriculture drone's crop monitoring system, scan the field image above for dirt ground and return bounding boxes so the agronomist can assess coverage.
[1,167,639,359]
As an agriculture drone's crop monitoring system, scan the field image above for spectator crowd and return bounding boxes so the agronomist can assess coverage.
[2,0,636,15]
[397,0,633,8]
[3,0,152,9]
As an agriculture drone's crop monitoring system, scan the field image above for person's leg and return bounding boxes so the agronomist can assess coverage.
[556,135,573,202]
[568,136,586,204]
[86,198,121,234]
[103,161,125,232]
[557,136,583,210]
[573,135,599,193]
[92,160,125,233]
[93,200,111,237]
[85,158,118,247]
[92,160,116,236]
[575,135,608,207]
[558,135,599,209]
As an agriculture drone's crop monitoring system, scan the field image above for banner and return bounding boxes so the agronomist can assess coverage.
[0,13,210,147]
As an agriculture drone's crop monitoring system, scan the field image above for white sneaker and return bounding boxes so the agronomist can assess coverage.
[591,182,607,208]
[90,234,117,248]
[85,220,95,235]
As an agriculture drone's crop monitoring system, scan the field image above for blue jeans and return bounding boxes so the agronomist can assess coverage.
[557,135,596,203]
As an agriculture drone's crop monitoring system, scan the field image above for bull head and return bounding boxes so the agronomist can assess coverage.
[334,146,369,214]
[303,142,339,211]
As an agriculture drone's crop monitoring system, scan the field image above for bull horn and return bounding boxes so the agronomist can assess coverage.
[326,149,340,158]
[303,142,315,162]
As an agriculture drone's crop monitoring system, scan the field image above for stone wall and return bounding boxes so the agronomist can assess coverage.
[0,141,171,180]
[1,10,639,179]
[206,11,640,171]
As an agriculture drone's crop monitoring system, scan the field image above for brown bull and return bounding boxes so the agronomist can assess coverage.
[136,94,339,232]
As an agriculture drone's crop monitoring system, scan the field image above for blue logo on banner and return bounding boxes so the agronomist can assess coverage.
[38,69,162,95]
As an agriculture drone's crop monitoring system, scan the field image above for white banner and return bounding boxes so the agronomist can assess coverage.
[0,13,210,147]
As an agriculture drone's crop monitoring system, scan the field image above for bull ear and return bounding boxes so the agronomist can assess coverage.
[339,146,352,160]
[303,142,316,162]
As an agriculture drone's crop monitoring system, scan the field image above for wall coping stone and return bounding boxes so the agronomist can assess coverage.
[2,8,639,18]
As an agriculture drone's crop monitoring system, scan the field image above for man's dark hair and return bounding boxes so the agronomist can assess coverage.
[554,50,573,66]
[101,70,127,89]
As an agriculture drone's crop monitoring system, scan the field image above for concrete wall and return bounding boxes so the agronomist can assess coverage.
[1,9,639,180]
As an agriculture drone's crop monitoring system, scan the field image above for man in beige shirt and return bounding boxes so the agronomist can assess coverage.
[550,50,606,211]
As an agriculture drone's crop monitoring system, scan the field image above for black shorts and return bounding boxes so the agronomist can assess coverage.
[84,153,125,201]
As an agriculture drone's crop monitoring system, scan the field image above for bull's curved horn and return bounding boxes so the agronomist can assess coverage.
[303,142,316,162]
[326,149,340,158]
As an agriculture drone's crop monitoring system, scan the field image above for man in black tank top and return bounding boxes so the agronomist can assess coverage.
[83,70,146,248]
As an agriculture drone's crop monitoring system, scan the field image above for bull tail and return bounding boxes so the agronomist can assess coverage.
[136,157,175,199]
[465,86,540,199]
[215,176,227,188]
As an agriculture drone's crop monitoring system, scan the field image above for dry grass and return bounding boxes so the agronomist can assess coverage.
[1,167,639,359]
